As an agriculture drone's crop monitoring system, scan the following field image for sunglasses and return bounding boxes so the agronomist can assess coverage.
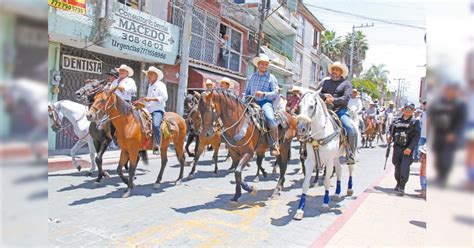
[404,107,414,111]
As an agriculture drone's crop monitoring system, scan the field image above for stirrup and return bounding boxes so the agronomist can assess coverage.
[271,147,280,156]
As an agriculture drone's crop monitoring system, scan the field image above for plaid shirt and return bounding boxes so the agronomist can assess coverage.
[244,71,278,102]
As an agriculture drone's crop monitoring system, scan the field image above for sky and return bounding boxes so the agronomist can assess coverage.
[303,0,430,104]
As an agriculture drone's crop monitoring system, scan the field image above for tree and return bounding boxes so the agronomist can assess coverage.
[352,78,381,100]
[321,30,342,62]
[362,64,390,101]
[341,31,369,76]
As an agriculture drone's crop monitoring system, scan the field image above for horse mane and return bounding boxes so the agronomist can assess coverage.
[114,94,133,115]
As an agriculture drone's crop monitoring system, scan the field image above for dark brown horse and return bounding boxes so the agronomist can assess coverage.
[198,89,297,202]
[86,88,187,197]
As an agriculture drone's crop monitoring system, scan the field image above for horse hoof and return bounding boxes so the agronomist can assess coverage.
[253,177,260,183]
[175,180,182,186]
[76,166,82,172]
[103,171,111,178]
[332,194,340,201]
[94,181,101,186]
[86,171,93,177]
[347,189,354,196]
[293,210,304,220]
[250,186,258,196]
[262,171,268,178]
[320,204,330,212]
[153,183,160,189]
[122,190,131,198]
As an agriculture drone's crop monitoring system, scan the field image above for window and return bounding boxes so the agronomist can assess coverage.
[296,15,304,44]
[311,62,317,82]
[313,29,319,47]
[118,0,143,10]
[189,7,219,64]
[294,51,303,79]
[218,24,243,73]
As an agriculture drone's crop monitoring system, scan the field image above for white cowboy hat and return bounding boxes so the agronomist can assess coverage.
[142,66,164,81]
[291,86,302,92]
[205,79,215,86]
[328,61,349,78]
[252,54,271,67]
[219,77,233,88]
[115,64,134,77]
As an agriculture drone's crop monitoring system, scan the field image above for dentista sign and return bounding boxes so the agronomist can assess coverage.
[103,2,180,64]
[61,55,102,74]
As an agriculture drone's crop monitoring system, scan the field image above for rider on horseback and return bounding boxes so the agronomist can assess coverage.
[365,101,380,124]
[112,64,137,103]
[320,61,356,164]
[141,66,167,155]
[244,54,280,156]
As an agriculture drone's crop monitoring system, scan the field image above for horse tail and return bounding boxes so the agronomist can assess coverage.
[140,150,149,165]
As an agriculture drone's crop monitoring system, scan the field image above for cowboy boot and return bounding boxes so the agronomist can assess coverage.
[347,135,356,164]
[269,126,280,156]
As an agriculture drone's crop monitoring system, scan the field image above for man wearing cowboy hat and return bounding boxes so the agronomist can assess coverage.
[141,66,167,155]
[106,68,119,86]
[286,86,302,115]
[245,54,280,156]
[219,77,233,90]
[111,64,137,103]
[205,79,215,91]
[384,100,396,118]
[320,61,357,164]
[348,88,362,113]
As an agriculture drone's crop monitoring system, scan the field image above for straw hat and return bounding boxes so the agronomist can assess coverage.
[205,79,215,87]
[252,54,271,67]
[328,61,349,78]
[115,64,134,77]
[219,77,233,88]
[142,66,164,81]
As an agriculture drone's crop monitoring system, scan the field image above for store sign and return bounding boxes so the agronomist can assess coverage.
[61,55,102,74]
[103,2,180,65]
[48,0,86,15]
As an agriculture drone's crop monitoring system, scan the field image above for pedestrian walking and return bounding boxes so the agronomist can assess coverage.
[388,102,421,195]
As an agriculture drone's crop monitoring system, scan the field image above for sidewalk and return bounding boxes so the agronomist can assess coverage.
[315,162,426,247]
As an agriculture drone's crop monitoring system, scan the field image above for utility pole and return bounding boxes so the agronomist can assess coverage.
[255,0,267,57]
[393,77,405,107]
[349,23,374,79]
[176,0,194,116]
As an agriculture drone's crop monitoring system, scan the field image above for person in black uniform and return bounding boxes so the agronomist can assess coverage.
[389,102,421,194]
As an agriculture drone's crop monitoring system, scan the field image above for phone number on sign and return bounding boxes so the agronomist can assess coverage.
[111,39,167,60]
[121,33,165,51]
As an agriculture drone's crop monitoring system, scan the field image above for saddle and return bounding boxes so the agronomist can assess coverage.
[247,103,290,133]
[133,103,178,140]
[327,109,346,147]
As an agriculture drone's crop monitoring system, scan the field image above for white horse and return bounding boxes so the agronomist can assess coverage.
[348,107,361,151]
[48,100,96,174]
[294,91,355,220]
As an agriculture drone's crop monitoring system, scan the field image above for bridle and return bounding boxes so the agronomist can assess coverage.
[89,91,120,127]
[297,92,331,142]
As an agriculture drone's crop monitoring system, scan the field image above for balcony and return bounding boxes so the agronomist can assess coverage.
[247,2,297,36]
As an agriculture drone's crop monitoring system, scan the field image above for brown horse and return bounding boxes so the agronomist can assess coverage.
[363,116,377,148]
[86,88,187,197]
[198,89,297,202]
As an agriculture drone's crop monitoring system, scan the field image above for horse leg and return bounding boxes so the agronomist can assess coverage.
[154,141,169,189]
[117,151,130,186]
[122,150,138,198]
[272,142,289,199]
[347,163,354,196]
[185,133,195,157]
[294,143,316,220]
[332,159,342,201]
[188,136,205,178]
[87,137,97,175]
[231,153,254,203]
[174,137,186,185]
[71,139,87,172]
[95,139,111,183]
[212,140,220,176]
[321,160,334,211]
[254,154,265,183]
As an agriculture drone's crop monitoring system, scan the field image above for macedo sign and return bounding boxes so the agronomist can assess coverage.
[62,55,102,74]
[103,2,180,65]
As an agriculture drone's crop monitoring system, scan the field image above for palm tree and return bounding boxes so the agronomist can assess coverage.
[362,64,390,102]
[341,31,369,76]
[321,30,342,62]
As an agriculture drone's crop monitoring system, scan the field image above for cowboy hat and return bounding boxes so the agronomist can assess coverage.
[205,79,215,86]
[115,64,134,77]
[328,61,349,78]
[369,101,375,105]
[252,54,271,67]
[219,77,233,88]
[106,68,119,78]
[142,66,164,81]
[388,100,395,105]
[291,86,302,93]
[352,88,358,93]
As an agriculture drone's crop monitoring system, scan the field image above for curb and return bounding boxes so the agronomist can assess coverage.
[311,168,393,247]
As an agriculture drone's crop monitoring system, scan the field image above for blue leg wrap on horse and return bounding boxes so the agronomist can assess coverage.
[298,193,306,210]
[323,190,330,204]
[348,176,353,189]
[241,182,252,192]
[335,180,341,194]
[420,176,427,190]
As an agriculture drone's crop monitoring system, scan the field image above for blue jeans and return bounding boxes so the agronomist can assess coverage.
[337,108,355,136]
[152,110,164,145]
[414,137,427,160]
[259,101,277,128]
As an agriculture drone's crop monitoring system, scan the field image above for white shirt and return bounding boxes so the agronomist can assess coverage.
[420,111,427,139]
[111,77,137,101]
[145,80,168,113]
[348,97,362,112]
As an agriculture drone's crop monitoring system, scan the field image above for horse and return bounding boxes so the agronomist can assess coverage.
[198,89,297,202]
[294,91,354,220]
[184,92,201,157]
[48,100,96,175]
[75,79,117,182]
[86,87,187,197]
[1,79,48,160]
[348,107,361,157]
[375,113,386,144]
[363,116,377,148]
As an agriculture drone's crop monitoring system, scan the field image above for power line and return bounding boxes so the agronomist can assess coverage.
[304,3,426,30]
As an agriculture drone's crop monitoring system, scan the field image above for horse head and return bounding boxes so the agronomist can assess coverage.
[187,106,202,135]
[198,90,220,138]
[86,89,114,125]
[48,102,63,132]
[296,91,320,141]
[76,79,107,105]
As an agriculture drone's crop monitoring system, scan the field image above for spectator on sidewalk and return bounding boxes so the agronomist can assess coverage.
[418,144,427,199]
[414,101,427,162]
[389,102,421,195]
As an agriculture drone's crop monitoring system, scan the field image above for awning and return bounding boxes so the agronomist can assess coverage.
[188,68,241,94]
